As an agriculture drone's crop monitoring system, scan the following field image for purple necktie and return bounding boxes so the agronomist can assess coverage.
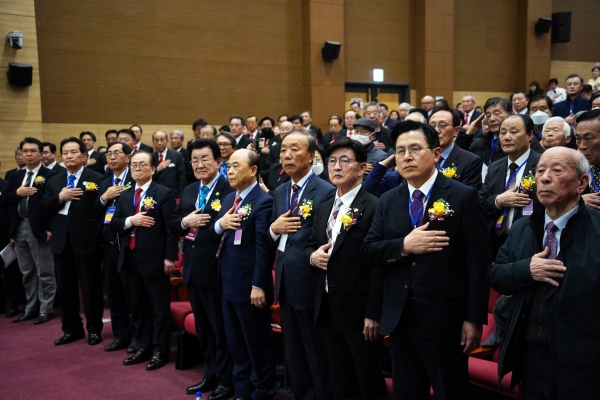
[544,221,558,259]
[411,189,424,227]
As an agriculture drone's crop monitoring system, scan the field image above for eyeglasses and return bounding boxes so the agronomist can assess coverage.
[130,163,149,169]
[105,150,124,158]
[395,147,433,157]
[327,156,356,167]
[191,157,214,166]
[217,142,232,148]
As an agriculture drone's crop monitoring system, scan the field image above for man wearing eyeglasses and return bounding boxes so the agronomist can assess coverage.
[215,132,237,181]
[306,137,388,400]
[362,121,491,399]
[111,151,178,371]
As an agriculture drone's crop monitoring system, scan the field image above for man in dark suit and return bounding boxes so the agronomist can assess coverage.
[151,130,187,198]
[265,121,293,170]
[92,142,135,352]
[41,142,67,174]
[363,102,393,152]
[553,74,591,121]
[269,131,335,400]
[576,110,600,211]
[1,138,57,324]
[111,151,178,370]
[364,154,403,197]
[306,138,388,400]
[229,116,252,150]
[80,131,106,174]
[171,139,235,399]
[261,162,290,194]
[362,121,491,399]
[42,137,105,346]
[479,114,542,257]
[0,176,23,318]
[209,149,277,400]
[301,110,324,143]
[322,115,347,145]
[130,125,153,153]
[460,95,482,138]
[489,147,600,399]
[170,129,193,182]
[5,147,25,181]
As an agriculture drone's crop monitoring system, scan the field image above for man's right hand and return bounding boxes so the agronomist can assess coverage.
[401,222,449,254]
[271,210,302,235]
[16,184,37,198]
[582,193,600,211]
[130,211,154,227]
[58,187,83,202]
[182,209,211,229]
[101,185,124,203]
[156,159,171,172]
[496,187,531,208]
[310,242,332,270]
[466,114,485,136]
[219,206,241,230]
[530,247,566,287]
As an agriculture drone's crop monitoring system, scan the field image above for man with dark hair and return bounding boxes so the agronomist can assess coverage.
[269,131,335,400]
[479,114,542,257]
[350,101,362,114]
[290,114,304,131]
[215,132,237,180]
[93,142,134,353]
[209,149,277,400]
[263,121,295,190]
[547,78,567,104]
[5,148,25,181]
[301,110,323,142]
[1,137,57,324]
[363,102,393,152]
[323,115,346,144]
[172,139,235,399]
[362,121,491,400]
[105,130,118,146]
[229,116,251,149]
[306,136,388,400]
[80,131,105,174]
[511,91,529,115]
[528,95,556,140]
[151,131,187,198]
[41,142,66,173]
[130,125,153,153]
[192,119,208,139]
[554,75,591,121]
[575,109,600,211]
[42,137,105,346]
[117,129,137,151]
[111,151,178,370]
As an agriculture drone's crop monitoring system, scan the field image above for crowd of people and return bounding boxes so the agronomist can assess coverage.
[2,70,600,400]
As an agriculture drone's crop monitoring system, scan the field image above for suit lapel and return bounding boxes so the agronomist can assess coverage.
[443,144,460,169]
[331,187,368,256]
[142,181,158,212]
[426,174,452,230]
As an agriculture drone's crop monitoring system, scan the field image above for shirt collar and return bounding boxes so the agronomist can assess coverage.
[291,170,313,187]
[201,174,219,189]
[440,142,455,161]
[407,170,438,200]
[335,183,362,208]
[159,148,168,158]
[26,163,42,175]
[47,161,57,169]
[114,168,128,183]
[508,148,530,167]
[237,181,257,200]
[87,149,94,156]
[544,204,579,232]
[135,179,152,191]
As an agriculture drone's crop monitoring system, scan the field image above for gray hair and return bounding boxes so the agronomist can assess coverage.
[363,101,381,114]
[406,112,427,124]
[201,125,217,135]
[463,94,476,103]
[14,146,21,156]
[542,117,571,140]
[170,129,184,140]
[573,151,590,178]
[287,129,318,152]
[398,102,412,109]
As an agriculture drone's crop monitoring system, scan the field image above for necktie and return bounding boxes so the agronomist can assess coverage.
[232,194,242,213]
[348,130,353,138]
[114,177,121,186]
[411,190,424,228]
[326,198,343,243]
[198,185,209,211]
[67,174,76,188]
[159,153,164,163]
[332,134,337,142]
[464,113,469,125]
[289,184,300,211]
[277,168,285,182]
[19,171,33,218]
[496,163,520,235]
[508,162,519,189]
[128,188,143,250]
[591,165,600,193]
[436,156,445,170]
[544,222,559,260]
[219,162,228,179]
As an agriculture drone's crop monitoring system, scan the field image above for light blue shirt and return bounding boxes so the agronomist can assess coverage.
[439,143,454,168]
[543,204,579,256]
[214,181,258,235]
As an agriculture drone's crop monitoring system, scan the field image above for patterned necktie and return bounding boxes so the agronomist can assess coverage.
[232,194,242,213]
[128,188,143,250]
[435,156,445,170]
[326,198,343,243]
[19,171,34,218]
[67,174,76,188]
[114,177,121,186]
[411,190,424,228]
[544,221,559,259]
[219,162,228,179]
[159,153,164,163]
[591,165,600,193]
[198,185,210,211]
[289,184,300,212]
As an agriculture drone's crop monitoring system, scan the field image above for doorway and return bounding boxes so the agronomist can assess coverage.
[344,82,410,112]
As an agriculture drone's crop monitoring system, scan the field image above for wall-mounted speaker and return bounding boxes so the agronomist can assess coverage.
[552,12,571,43]
[7,63,32,86]
[535,18,552,35]
[321,41,341,61]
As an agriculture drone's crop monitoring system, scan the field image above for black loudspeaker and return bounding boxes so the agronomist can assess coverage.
[321,41,341,61]
[7,63,33,86]
[552,12,571,43]
[535,18,552,35]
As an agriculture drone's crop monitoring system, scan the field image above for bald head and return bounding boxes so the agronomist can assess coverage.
[152,130,168,152]
[421,96,435,112]
[398,103,412,120]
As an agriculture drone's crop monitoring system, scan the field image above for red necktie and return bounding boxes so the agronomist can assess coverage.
[232,195,242,213]
[464,114,469,125]
[159,153,164,163]
[128,188,143,250]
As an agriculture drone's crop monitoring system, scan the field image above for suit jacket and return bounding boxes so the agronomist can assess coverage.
[111,180,178,276]
[42,167,105,255]
[171,176,235,286]
[208,184,275,305]
[553,94,591,118]
[87,150,106,174]
[0,179,10,249]
[460,132,544,166]
[271,174,336,309]
[322,129,347,145]
[305,186,380,331]
[92,170,135,242]
[364,163,403,197]
[374,127,393,152]
[362,173,491,340]
[236,134,252,150]
[442,144,484,191]
[1,166,57,240]
[262,162,290,193]
[5,168,21,181]
[152,149,187,198]
[266,136,282,169]
[479,150,541,233]
[137,142,153,153]
[307,124,324,142]
[51,163,67,173]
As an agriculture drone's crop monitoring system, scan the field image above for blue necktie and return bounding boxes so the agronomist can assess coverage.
[219,162,228,179]
[67,174,76,188]
[198,185,210,212]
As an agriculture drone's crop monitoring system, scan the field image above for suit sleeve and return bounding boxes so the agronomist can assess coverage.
[361,197,407,269]
[161,190,179,261]
[170,195,188,237]
[110,192,130,233]
[364,162,388,197]
[479,164,501,219]
[304,203,322,270]
[0,178,20,208]
[41,178,65,216]
[460,156,483,191]
[456,132,475,151]
[91,180,110,219]
[176,155,187,197]
[252,196,275,290]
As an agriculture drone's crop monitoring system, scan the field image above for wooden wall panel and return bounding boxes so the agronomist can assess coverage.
[454,0,519,92]
[35,0,304,126]
[550,61,593,84]
[552,0,600,62]
[452,91,513,110]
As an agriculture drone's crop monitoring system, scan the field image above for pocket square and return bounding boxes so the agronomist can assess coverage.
[168,163,175,168]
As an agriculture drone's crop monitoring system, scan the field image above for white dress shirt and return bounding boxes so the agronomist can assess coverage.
[59,167,84,215]
[124,179,152,229]
[547,88,567,104]
[407,170,438,220]
[46,161,57,170]
[214,181,258,235]
[497,149,531,229]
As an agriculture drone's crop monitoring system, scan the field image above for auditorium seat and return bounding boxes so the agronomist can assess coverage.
[171,301,193,329]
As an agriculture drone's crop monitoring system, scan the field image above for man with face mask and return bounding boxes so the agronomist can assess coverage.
[528,95,554,137]
[352,118,388,181]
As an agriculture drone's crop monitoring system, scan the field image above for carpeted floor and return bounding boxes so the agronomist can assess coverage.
[0,309,294,400]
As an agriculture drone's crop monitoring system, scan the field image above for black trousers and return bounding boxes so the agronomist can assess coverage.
[521,342,557,400]
[1,259,23,312]
[104,242,132,340]
[390,298,468,400]
[187,280,233,386]
[317,293,388,400]
[124,249,171,354]
[53,239,104,335]
[279,282,332,400]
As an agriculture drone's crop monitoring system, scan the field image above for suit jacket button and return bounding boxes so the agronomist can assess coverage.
[412,262,416,267]
[191,245,195,249]
[404,285,408,289]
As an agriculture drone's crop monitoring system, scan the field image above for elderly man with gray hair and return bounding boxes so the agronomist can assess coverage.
[363,101,393,152]
[489,146,600,399]
[540,117,572,150]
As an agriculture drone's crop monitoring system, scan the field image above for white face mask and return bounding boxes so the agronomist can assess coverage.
[530,110,550,125]
[311,163,324,176]
[353,134,372,146]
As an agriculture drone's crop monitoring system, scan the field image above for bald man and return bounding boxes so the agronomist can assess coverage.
[421,96,435,116]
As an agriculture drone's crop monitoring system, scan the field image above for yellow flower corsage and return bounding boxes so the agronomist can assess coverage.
[142,197,156,210]
[340,208,360,231]
[297,199,313,219]
[83,181,98,191]
[440,163,459,179]
[210,199,222,212]
[428,198,454,221]
[519,171,536,193]
[33,176,46,185]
